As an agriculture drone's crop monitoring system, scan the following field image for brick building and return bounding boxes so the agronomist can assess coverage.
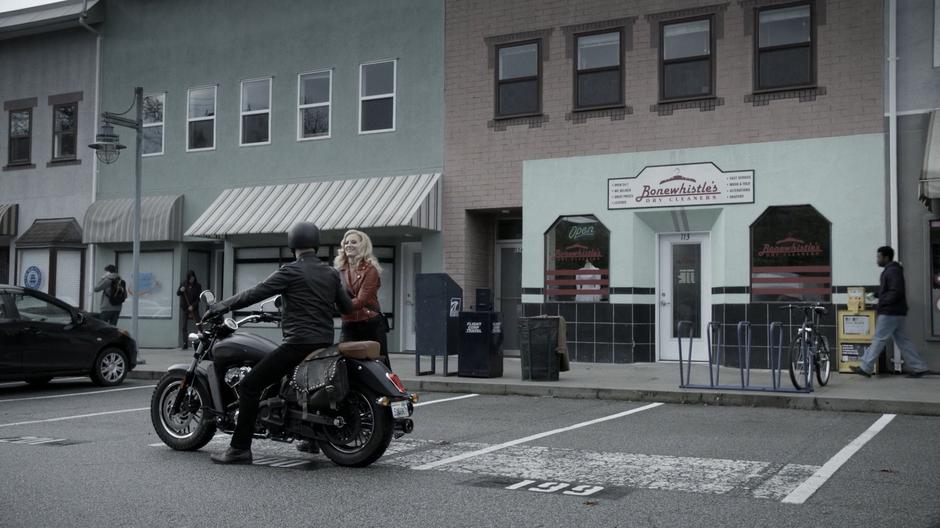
[443,0,887,363]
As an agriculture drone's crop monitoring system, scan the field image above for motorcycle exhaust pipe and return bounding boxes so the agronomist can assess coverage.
[394,418,414,434]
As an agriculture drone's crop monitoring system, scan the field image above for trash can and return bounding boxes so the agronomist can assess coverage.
[458,311,503,378]
[519,316,568,381]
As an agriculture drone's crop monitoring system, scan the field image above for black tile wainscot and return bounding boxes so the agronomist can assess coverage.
[521,303,656,364]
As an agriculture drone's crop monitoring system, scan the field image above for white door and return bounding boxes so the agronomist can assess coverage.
[400,242,421,352]
[658,233,710,361]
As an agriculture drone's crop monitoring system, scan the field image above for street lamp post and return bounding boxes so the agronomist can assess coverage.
[89,87,144,360]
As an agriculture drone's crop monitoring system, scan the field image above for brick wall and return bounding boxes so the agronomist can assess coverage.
[443,0,884,296]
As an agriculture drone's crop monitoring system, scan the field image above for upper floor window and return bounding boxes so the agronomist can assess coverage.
[8,109,32,166]
[496,41,541,118]
[575,30,623,110]
[241,78,272,146]
[298,70,331,140]
[755,3,814,91]
[360,60,396,133]
[142,93,165,156]
[51,103,77,161]
[187,85,216,152]
[660,17,713,101]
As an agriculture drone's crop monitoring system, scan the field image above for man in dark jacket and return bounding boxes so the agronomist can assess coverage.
[205,222,354,464]
[852,246,929,378]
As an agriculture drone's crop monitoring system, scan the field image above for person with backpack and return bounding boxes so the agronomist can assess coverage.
[93,264,125,325]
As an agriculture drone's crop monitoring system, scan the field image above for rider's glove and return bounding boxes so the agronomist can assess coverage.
[202,303,228,322]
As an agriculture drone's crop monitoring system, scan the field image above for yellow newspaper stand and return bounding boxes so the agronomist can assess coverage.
[837,287,877,373]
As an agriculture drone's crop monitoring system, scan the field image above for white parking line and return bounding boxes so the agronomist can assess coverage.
[415,394,479,407]
[0,407,149,428]
[781,413,896,505]
[0,385,155,403]
[412,402,664,471]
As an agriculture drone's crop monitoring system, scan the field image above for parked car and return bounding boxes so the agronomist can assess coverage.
[0,284,138,386]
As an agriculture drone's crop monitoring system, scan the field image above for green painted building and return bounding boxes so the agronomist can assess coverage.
[87,0,443,348]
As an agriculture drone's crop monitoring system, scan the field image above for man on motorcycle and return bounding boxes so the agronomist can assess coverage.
[204,221,354,464]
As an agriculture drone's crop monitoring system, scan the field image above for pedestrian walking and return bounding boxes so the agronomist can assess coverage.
[851,246,930,378]
[177,270,202,349]
[93,264,124,325]
[335,229,391,368]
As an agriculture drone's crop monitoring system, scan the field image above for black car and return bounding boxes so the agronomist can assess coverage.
[0,284,138,386]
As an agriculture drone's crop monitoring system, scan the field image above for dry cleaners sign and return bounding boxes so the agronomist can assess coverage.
[608,162,754,210]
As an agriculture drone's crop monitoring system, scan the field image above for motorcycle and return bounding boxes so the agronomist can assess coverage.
[150,291,417,467]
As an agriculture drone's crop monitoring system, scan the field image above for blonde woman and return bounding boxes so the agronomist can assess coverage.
[335,229,390,367]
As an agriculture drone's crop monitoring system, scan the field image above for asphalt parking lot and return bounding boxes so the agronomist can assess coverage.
[1,378,938,528]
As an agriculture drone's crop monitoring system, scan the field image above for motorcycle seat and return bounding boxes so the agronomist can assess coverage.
[338,341,381,360]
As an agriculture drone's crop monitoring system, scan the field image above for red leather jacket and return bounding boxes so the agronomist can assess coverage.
[339,260,381,323]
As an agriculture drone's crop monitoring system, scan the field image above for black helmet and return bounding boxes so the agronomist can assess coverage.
[287,221,320,251]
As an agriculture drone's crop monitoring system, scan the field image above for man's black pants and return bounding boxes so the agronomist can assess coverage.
[230,341,331,450]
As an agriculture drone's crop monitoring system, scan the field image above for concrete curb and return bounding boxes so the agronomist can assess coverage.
[129,368,940,417]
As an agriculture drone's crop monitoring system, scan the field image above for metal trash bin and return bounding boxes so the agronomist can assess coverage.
[518,316,568,381]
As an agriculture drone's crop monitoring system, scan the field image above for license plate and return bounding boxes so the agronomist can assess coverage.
[391,401,411,419]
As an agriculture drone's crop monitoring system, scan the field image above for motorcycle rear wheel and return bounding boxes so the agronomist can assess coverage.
[318,390,393,468]
[151,373,216,451]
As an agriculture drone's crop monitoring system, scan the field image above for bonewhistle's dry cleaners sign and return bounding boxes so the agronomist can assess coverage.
[608,162,754,210]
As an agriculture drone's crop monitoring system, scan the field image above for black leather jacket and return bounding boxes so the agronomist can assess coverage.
[216,254,354,344]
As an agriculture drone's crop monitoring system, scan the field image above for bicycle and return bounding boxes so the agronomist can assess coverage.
[779,303,831,390]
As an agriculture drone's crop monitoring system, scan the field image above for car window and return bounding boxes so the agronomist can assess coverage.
[0,295,8,319]
[13,293,72,324]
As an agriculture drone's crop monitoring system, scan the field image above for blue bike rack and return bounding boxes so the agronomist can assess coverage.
[677,320,813,393]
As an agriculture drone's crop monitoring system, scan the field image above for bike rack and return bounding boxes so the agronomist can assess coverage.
[677,320,813,393]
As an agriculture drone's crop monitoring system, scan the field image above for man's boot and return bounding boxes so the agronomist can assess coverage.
[211,447,252,464]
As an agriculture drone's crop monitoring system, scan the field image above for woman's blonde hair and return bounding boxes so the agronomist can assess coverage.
[334,229,382,273]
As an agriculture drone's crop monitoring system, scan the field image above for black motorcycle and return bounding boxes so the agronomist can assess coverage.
[150,292,416,467]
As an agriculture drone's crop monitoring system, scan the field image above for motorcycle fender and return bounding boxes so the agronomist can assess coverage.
[165,363,223,414]
[345,359,406,397]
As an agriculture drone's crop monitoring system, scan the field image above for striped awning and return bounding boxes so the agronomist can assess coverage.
[0,203,17,236]
[185,173,441,238]
[83,195,184,243]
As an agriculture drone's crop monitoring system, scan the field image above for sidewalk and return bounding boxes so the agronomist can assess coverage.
[130,349,940,416]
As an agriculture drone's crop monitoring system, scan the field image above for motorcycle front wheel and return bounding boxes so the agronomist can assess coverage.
[150,373,216,451]
[318,390,393,468]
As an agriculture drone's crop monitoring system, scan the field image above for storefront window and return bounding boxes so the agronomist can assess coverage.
[233,245,396,321]
[17,249,49,293]
[750,205,831,303]
[117,251,173,318]
[544,215,610,302]
[930,221,940,336]
[55,249,82,307]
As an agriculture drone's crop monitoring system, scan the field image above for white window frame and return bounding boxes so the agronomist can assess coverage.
[186,85,217,152]
[297,68,332,141]
[142,92,165,157]
[239,77,272,147]
[358,59,397,135]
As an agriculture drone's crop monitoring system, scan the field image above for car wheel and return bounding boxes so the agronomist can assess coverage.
[25,377,53,386]
[91,347,128,386]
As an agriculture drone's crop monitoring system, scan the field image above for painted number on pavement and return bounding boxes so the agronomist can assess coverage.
[505,479,605,497]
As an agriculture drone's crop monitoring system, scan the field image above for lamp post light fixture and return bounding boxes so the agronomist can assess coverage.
[88,87,144,361]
